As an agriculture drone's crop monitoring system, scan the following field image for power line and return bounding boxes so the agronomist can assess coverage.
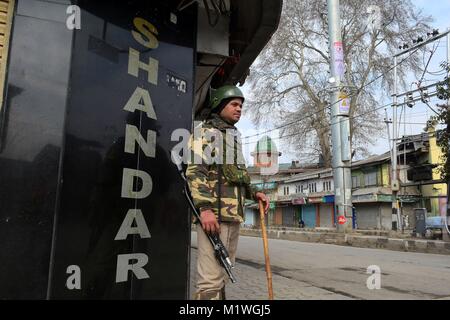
[243,78,437,146]
[418,40,440,86]
[243,100,394,145]
[242,46,422,140]
[244,105,446,147]
[424,100,441,116]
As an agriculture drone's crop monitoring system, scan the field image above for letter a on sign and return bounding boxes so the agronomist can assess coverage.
[124,87,157,120]
[115,209,151,240]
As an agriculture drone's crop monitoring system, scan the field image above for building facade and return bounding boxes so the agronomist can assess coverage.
[245,127,447,231]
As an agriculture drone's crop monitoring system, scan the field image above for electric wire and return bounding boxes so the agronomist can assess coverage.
[242,47,422,140]
[243,100,394,145]
[418,40,440,87]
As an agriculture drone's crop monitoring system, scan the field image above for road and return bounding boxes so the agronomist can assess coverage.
[190,233,450,300]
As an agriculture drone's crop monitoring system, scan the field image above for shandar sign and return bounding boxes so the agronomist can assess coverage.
[114,17,159,283]
[13,0,197,299]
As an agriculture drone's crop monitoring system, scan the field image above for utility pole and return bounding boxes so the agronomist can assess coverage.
[384,109,393,166]
[392,56,402,231]
[445,29,450,241]
[327,0,353,232]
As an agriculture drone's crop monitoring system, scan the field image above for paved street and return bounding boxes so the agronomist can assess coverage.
[190,232,450,300]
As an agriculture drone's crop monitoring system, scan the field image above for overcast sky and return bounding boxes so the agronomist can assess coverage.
[237,0,450,166]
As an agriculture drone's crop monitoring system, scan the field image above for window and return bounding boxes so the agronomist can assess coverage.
[364,172,377,187]
[323,181,332,191]
[352,176,360,188]
[308,183,317,193]
[283,186,290,196]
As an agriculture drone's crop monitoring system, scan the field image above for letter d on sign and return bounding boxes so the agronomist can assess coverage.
[121,168,152,199]
[366,265,381,290]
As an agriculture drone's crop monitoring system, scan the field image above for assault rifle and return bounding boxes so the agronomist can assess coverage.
[173,155,236,283]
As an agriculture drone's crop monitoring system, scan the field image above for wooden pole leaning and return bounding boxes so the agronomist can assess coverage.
[259,200,273,300]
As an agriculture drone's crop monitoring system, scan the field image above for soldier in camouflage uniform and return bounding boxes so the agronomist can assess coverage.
[186,85,269,300]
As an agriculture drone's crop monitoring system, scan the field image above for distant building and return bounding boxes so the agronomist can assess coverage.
[250,135,281,169]
[351,153,420,230]
[278,168,335,228]
[244,124,447,231]
[419,123,447,218]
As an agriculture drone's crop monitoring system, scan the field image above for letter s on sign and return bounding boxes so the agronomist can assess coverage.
[132,17,159,49]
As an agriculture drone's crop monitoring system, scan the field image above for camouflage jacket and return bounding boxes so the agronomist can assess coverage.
[186,114,257,223]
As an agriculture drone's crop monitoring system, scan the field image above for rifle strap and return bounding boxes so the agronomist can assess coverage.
[218,164,222,224]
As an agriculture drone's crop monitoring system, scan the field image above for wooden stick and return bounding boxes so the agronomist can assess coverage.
[259,200,273,300]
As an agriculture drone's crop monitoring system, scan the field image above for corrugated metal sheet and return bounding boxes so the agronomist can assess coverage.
[274,207,282,225]
[244,208,255,226]
[281,205,296,227]
[319,204,333,227]
[355,204,380,229]
[302,204,316,228]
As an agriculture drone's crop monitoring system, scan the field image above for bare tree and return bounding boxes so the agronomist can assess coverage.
[246,0,432,166]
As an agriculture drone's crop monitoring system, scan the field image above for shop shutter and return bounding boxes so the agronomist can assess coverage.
[302,204,316,228]
[319,204,333,227]
[281,205,297,227]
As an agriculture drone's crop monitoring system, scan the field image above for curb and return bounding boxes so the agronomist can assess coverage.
[239,228,450,255]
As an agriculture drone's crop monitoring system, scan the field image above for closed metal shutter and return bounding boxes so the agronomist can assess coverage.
[319,204,333,227]
[244,208,254,226]
[355,204,380,229]
[0,0,14,108]
[274,207,283,225]
[302,204,316,228]
[281,205,296,227]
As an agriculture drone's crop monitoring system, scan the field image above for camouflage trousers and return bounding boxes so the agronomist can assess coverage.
[194,222,240,300]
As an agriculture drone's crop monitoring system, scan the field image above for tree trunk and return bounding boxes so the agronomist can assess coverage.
[317,126,332,167]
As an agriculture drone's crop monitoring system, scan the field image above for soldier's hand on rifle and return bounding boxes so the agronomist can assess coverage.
[255,192,270,213]
[200,209,220,234]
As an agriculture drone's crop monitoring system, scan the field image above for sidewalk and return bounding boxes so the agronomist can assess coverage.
[239,227,450,255]
[189,247,352,300]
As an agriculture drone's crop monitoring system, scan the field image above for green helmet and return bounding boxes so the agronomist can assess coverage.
[209,85,245,111]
